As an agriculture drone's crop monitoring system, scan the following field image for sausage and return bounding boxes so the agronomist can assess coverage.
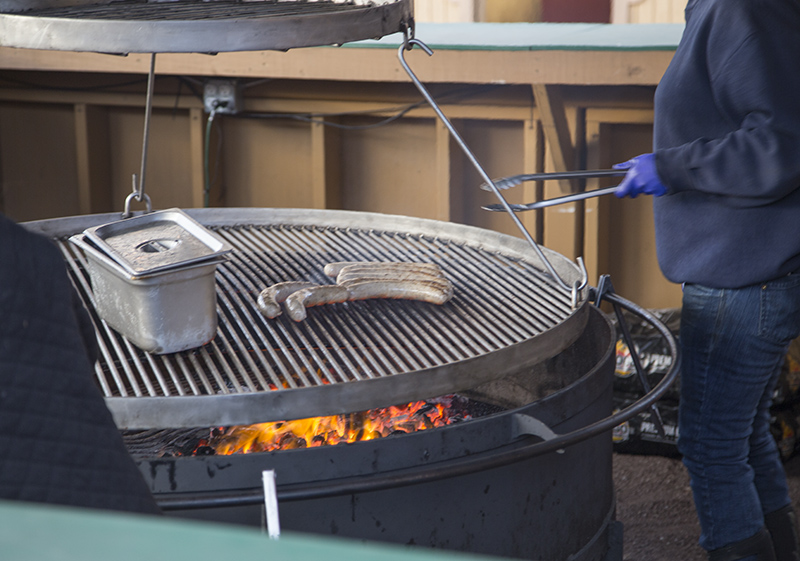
[323,261,443,278]
[335,266,445,285]
[257,281,318,318]
[323,261,364,277]
[340,278,454,306]
[284,284,351,322]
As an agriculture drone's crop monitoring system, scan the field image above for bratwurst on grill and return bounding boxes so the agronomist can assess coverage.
[259,261,454,321]
[284,285,351,322]
[323,261,443,279]
[341,278,454,305]
[257,281,318,318]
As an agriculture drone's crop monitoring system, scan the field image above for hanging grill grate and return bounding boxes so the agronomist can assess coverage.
[28,208,588,430]
[16,1,381,21]
[0,0,413,53]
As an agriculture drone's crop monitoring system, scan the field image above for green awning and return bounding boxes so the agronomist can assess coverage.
[347,22,684,52]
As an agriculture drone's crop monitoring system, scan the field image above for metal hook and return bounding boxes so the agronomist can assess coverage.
[122,173,153,218]
[571,280,580,310]
[401,18,415,49]
[397,39,588,298]
[121,52,157,219]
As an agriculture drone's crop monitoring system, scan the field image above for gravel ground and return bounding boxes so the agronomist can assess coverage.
[613,452,800,561]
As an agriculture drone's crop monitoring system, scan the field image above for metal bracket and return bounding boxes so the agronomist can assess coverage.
[262,470,281,539]
[512,414,564,454]
[592,275,667,438]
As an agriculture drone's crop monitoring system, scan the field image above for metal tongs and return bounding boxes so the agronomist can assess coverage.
[480,169,626,212]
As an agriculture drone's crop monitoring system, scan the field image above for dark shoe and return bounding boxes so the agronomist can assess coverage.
[765,505,800,561]
[708,528,776,561]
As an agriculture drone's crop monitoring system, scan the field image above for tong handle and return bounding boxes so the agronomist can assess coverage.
[482,186,620,212]
[510,168,625,182]
[482,169,626,191]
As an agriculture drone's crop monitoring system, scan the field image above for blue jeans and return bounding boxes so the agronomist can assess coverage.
[678,276,800,554]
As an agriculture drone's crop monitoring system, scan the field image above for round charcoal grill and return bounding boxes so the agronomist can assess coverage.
[0,0,413,53]
[24,208,590,430]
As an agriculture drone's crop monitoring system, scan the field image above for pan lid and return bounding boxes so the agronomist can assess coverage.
[81,208,232,277]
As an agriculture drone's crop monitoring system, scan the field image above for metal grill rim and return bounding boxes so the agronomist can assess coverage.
[30,208,587,428]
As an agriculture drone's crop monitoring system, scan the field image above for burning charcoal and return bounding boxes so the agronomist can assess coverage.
[195,445,216,456]
[278,433,306,449]
[347,412,368,434]
[193,395,502,455]
[390,413,411,425]
[417,403,436,415]
[122,428,216,459]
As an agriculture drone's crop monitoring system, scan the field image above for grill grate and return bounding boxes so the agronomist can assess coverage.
[38,209,587,428]
[61,224,570,396]
[0,0,412,54]
[20,1,368,21]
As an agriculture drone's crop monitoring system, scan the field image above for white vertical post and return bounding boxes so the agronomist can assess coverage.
[262,470,281,539]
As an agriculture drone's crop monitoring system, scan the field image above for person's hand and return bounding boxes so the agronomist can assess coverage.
[613,153,667,198]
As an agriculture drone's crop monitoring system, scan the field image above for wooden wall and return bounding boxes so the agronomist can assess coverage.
[542,0,611,23]
[415,0,542,23]
[415,0,613,23]
[612,0,687,23]
[0,37,682,309]
[416,0,688,24]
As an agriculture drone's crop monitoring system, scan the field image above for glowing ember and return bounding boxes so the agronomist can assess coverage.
[202,395,474,455]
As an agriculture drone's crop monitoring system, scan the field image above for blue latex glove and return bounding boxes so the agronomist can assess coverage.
[613,153,668,198]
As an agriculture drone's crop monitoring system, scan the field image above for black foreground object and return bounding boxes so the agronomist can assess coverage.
[0,213,160,515]
[765,505,800,561]
[708,528,777,561]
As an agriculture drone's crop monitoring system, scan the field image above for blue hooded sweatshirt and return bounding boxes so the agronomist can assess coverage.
[652,0,800,288]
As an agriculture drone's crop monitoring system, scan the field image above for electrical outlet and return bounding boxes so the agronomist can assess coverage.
[203,79,241,115]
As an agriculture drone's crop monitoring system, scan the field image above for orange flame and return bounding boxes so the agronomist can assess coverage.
[207,398,460,455]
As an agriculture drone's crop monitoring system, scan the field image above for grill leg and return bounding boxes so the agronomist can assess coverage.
[603,520,624,561]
